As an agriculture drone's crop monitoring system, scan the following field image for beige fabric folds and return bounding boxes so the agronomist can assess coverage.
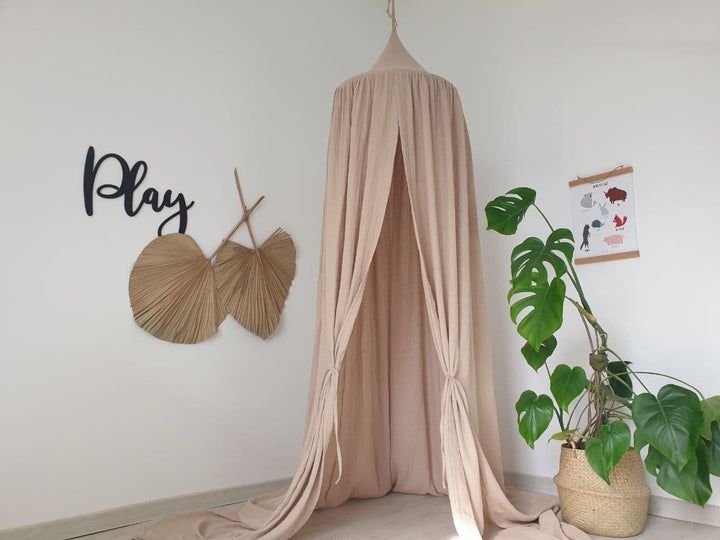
[135,69,588,540]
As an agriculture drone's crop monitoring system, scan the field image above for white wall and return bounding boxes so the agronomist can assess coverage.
[398,0,720,506]
[0,0,393,529]
[1,0,719,530]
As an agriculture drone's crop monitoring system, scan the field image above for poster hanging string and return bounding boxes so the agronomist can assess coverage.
[575,164,624,184]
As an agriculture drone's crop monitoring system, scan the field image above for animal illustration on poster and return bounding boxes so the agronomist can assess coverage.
[569,166,640,264]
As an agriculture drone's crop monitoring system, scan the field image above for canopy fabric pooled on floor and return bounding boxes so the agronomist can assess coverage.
[136,67,589,540]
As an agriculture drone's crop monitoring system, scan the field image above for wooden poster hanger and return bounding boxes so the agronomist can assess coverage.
[569,166,640,265]
[569,166,634,188]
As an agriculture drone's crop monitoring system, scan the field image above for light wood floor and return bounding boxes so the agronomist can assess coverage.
[78,489,720,540]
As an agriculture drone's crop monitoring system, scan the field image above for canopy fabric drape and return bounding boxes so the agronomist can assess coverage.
[135,69,588,540]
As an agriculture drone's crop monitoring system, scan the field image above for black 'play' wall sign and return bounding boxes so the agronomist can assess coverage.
[83,146,195,236]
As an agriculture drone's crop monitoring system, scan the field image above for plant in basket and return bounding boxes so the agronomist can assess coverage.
[484,187,720,535]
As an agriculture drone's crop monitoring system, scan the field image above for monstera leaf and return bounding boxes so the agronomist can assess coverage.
[585,421,632,484]
[485,188,537,235]
[511,228,575,287]
[700,397,720,475]
[521,336,558,371]
[510,276,566,352]
[646,442,712,506]
[708,422,720,476]
[550,364,588,413]
[634,428,649,453]
[516,390,554,449]
[606,360,634,400]
[632,384,704,469]
[700,396,720,439]
[644,446,663,477]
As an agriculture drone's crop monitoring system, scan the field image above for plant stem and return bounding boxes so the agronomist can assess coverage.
[578,308,595,351]
[604,400,630,414]
[604,349,652,394]
[601,371,637,397]
[557,407,565,432]
[609,369,706,400]
[573,400,592,432]
[563,273,582,298]
[581,409,602,439]
[594,372,603,435]
[533,204,555,232]
[566,263,593,313]
[567,298,608,350]
[587,384,593,433]
[633,371,705,399]
[565,387,590,428]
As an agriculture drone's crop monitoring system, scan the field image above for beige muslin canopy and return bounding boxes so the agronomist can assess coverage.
[135,23,589,540]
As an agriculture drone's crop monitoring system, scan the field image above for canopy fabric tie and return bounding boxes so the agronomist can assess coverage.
[322,366,343,484]
[440,371,470,489]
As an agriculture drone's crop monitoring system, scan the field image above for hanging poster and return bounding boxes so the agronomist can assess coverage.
[569,166,640,265]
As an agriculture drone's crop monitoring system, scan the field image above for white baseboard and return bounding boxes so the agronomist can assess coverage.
[0,478,292,540]
[503,470,720,528]
[3,471,717,540]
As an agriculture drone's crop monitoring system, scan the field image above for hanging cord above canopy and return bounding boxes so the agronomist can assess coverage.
[373,0,425,72]
[386,0,398,29]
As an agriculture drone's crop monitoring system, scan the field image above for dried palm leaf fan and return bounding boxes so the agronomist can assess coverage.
[215,170,296,339]
[129,196,265,344]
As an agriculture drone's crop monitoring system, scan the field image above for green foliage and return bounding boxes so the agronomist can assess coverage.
[585,421,632,484]
[516,390,554,449]
[700,396,720,439]
[485,186,719,507]
[634,428,649,454]
[510,277,566,352]
[606,361,633,399]
[550,364,587,413]
[485,187,536,235]
[510,229,574,287]
[706,422,720,477]
[646,442,712,506]
[632,385,718,504]
[632,384,704,469]
[644,446,663,476]
[521,336,557,371]
[550,429,578,441]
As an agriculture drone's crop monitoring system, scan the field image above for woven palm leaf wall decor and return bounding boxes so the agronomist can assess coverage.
[129,170,297,344]
[129,233,226,344]
[129,173,290,344]
[215,170,297,339]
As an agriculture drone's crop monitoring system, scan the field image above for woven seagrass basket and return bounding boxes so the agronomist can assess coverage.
[553,445,650,537]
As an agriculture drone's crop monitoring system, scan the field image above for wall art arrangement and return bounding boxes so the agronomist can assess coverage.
[83,146,194,235]
[569,166,640,265]
[128,169,296,344]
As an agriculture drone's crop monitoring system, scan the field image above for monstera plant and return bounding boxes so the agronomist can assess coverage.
[485,187,720,505]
